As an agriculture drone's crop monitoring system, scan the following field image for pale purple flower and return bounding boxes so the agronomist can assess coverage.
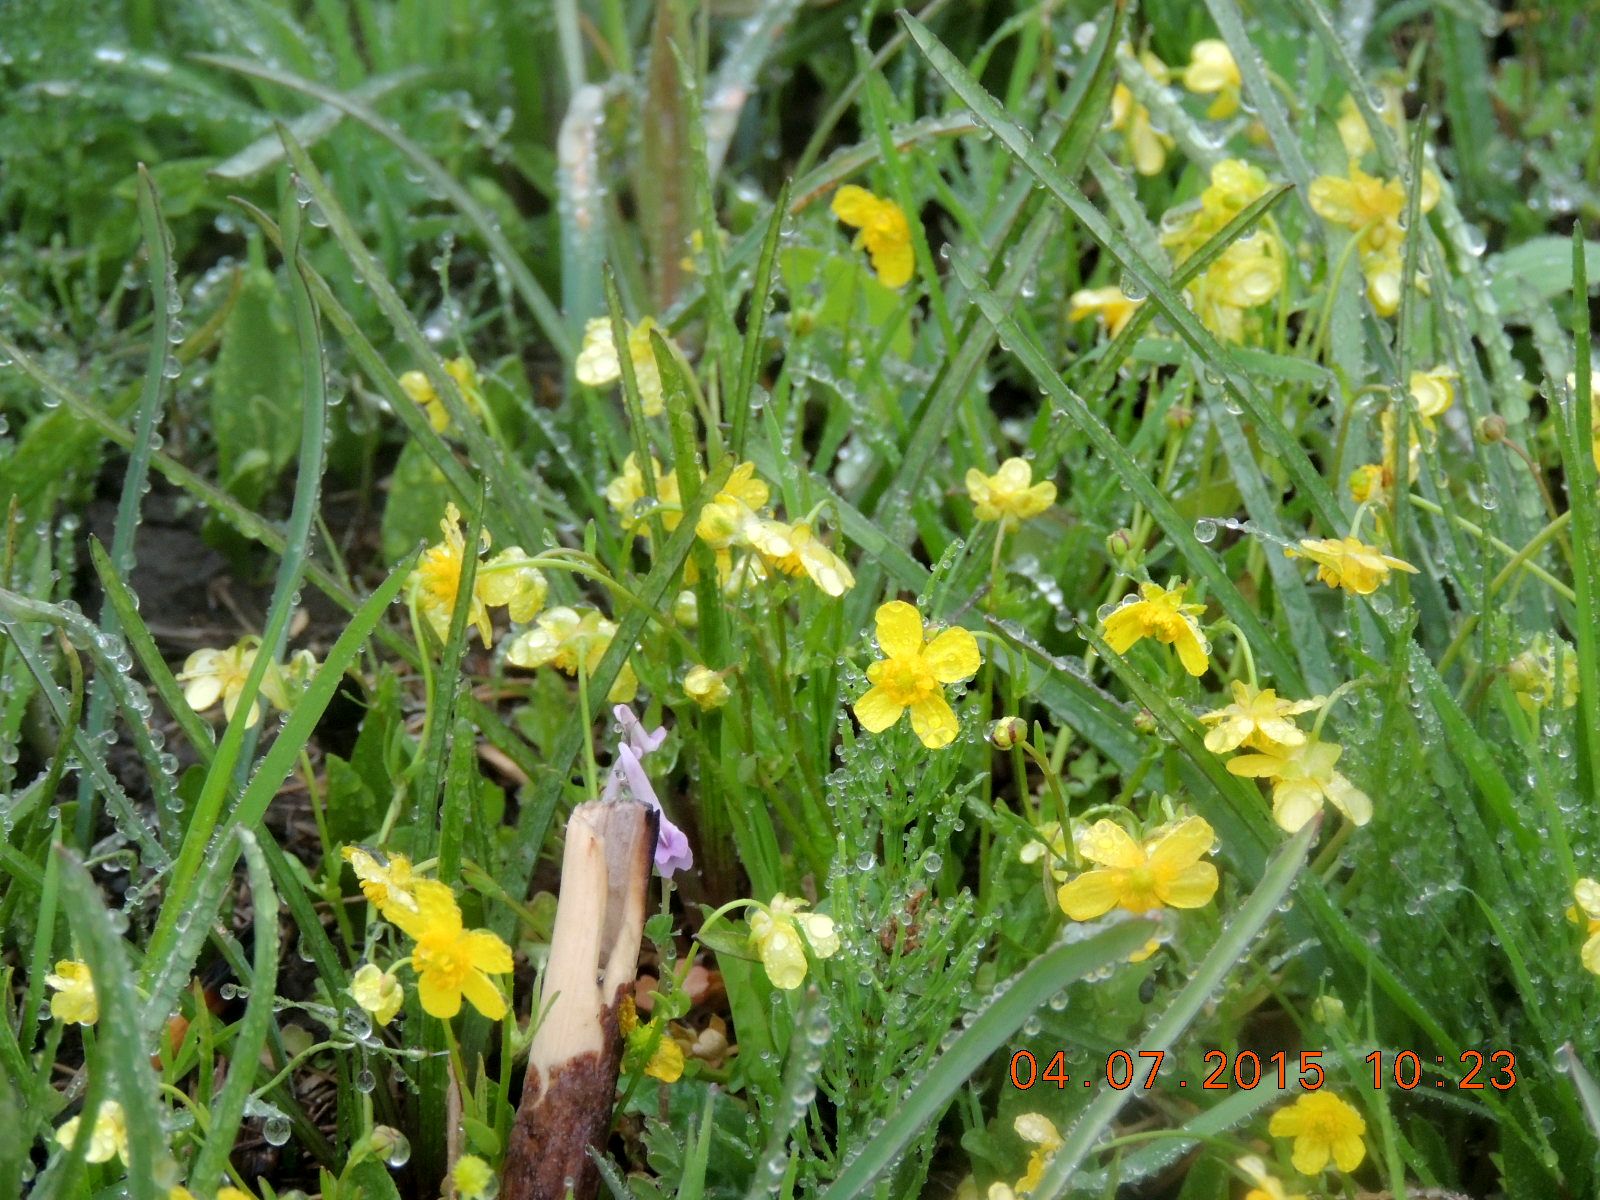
[604,705,693,877]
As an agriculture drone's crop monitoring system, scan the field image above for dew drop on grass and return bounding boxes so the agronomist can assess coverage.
[262,1115,291,1146]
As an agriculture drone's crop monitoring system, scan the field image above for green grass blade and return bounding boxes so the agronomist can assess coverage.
[816,919,1160,1199]
[193,53,572,357]
[731,179,789,459]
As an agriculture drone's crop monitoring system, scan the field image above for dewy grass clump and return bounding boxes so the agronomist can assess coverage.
[2,1,1600,1197]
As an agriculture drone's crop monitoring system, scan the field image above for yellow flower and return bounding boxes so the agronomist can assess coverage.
[605,453,686,536]
[453,1155,496,1200]
[1570,878,1600,974]
[1100,581,1210,677]
[411,502,495,645]
[965,458,1057,529]
[389,879,513,1020]
[831,184,915,289]
[1189,232,1283,341]
[619,995,686,1083]
[1508,634,1580,713]
[762,521,855,596]
[56,1099,128,1164]
[1013,1112,1062,1193]
[350,964,404,1026]
[575,315,669,416]
[1183,39,1242,119]
[1056,816,1219,921]
[178,640,268,728]
[1226,737,1372,831]
[45,960,98,1026]
[694,461,775,550]
[1285,536,1418,595]
[505,606,638,703]
[853,601,982,749]
[1347,463,1386,505]
[749,894,840,990]
[1199,681,1319,753]
[1068,286,1143,336]
[1237,1154,1308,1200]
[684,664,731,710]
[1160,159,1272,261]
[399,358,484,434]
[1110,80,1172,176]
[341,846,423,920]
[1310,163,1439,318]
[1268,1091,1367,1174]
[1409,365,1456,425]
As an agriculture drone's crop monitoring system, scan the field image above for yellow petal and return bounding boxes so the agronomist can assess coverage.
[417,970,463,1019]
[460,970,508,1021]
[875,600,924,659]
[853,684,905,733]
[1158,861,1219,909]
[1145,816,1215,875]
[870,238,915,290]
[1075,819,1144,869]
[830,184,879,228]
[923,627,981,683]
[1057,870,1123,920]
[909,695,960,749]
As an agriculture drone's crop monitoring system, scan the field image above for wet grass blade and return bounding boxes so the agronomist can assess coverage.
[817,918,1159,1199]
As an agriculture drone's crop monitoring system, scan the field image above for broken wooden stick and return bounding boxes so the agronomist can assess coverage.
[502,798,657,1200]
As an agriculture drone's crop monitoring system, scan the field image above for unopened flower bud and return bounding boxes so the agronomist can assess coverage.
[1165,404,1194,431]
[1106,528,1136,560]
[1476,414,1507,444]
[1133,708,1157,734]
[988,716,1028,750]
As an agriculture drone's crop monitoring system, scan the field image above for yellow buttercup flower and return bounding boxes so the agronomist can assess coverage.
[1110,58,1172,176]
[1237,1154,1308,1200]
[854,601,982,749]
[478,549,548,624]
[575,315,670,416]
[1160,159,1273,261]
[1068,286,1143,337]
[965,458,1057,529]
[178,640,268,728]
[1188,231,1284,342]
[1226,737,1372,831]
[1570,879,1600,974]
[1199,681,1319,753]
[1100,581,1210,677]
[411,502,493,645]
[1268,1092,1367,1174]
[1347,463,1386,505]
[761,521,855,596]
[1056,816,1219,921]
[506,606,639,703]
[1310,162,1440,317]
[1013,1112,1062,1193]
[56,1099,128,1164]
[399,358,484,434]
[619,994,686,1083]
[1409,365,1456,425]
[1508,634,1580,713]
[350,964,404,1026]
[453,1155,496,1200]
[749,894,840,990]
[388,879,513,1020]
[605,453,686,536]
[45,960,98,1026]
[831,184,915,289]
[684,664,731,710]
[1286,536,1418,595]
[341,846,423,920]
[1183,39,1242,119]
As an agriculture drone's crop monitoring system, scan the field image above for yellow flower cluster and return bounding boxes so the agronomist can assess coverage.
[1310,161,1440,317]
[341,847,514,1021]
[1199,682,1371,832]
[411,502,548,646]
[1285,535,1417,595]
[177,637,318,729]
[1160,160,1284,342]
[605,457,855,598]
[506,605,638,703]
[830,184,915,289]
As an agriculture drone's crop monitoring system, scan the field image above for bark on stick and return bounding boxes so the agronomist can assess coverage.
[502,799,656,1200]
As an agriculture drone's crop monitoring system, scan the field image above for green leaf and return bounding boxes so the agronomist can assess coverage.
[210,263,302,507]
[1487,238,1600,311]
[781,247,913,358]
[380,439,457,562]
